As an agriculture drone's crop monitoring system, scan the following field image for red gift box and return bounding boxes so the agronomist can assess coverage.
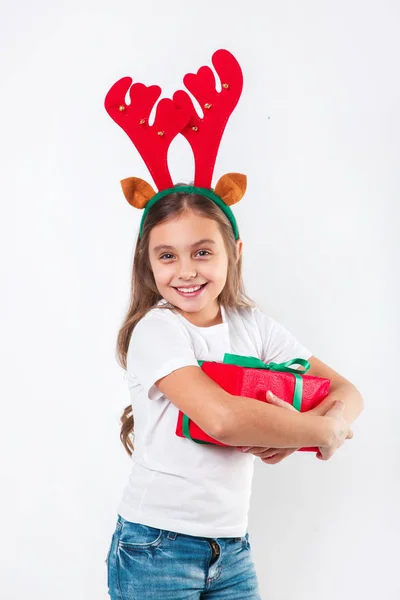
[176,353,330,452]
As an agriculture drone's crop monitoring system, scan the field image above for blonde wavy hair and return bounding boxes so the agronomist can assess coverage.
[116,186,256,456]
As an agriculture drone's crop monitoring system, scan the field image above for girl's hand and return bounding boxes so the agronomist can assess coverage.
[307,396,354,460]
[237,391,301,464]
[316,400,354,460]
[237,391,353,462]
[239,444,300,464]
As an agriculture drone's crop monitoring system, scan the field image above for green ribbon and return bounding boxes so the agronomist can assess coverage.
[182,353,311,444]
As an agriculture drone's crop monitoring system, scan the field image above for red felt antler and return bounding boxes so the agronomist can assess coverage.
[104,78,191,190]
[173,49,243,188]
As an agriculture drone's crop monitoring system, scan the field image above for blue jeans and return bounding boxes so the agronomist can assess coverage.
[106,514,262,599]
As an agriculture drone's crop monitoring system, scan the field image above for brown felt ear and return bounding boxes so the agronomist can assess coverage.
[120,177,156,209]
[214,173,247,206]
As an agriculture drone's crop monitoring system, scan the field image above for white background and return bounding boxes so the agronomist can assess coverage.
[1,0,399,598]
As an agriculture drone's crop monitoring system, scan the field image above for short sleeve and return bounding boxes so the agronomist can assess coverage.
[254,308,313,365]
[127,310,200,401]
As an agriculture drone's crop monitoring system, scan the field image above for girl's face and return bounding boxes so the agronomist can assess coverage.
[148,211,242,324]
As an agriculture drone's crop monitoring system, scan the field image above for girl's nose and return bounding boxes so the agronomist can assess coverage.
[179,270,197,279]
[178,260,197,280]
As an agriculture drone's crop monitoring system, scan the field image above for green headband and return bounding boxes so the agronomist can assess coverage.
[139,186,239,240]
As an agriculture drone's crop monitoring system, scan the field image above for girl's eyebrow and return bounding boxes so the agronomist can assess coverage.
[152,239,216,253]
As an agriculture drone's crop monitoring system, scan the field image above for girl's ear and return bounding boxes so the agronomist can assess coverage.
[120,177,156,208]
[214,173,247,206]
[236,239,243,262]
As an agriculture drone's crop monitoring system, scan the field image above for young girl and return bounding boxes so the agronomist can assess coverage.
[105,186,354,599]
[104,49,359,600]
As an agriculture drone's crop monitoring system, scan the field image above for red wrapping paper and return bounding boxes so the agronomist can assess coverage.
[176,360,330,452]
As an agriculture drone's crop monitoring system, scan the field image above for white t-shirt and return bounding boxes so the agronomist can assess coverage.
[117,299,313,538]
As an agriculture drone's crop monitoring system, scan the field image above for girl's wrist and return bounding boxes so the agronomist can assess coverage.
[318,416,336,447]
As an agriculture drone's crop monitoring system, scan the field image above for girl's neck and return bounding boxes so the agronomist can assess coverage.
[177,303,223,328]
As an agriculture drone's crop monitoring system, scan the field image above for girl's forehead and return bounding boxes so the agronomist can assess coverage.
[149,214,223,246]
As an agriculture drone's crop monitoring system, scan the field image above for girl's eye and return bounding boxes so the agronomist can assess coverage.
[159,250,211,260]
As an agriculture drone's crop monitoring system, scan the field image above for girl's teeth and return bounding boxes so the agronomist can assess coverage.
[177,285,201,293]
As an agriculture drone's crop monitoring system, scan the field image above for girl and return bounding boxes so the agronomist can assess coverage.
[105,186,355,599]
[104,48,361,599]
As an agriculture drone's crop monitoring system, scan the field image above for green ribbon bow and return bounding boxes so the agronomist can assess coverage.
[181,353,311,445]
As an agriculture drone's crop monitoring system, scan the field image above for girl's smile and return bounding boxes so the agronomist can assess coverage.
[173,282,209,298]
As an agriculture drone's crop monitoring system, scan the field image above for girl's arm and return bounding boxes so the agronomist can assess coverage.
[299,356,364,426]
[216,393,334,449]
[156,366,334,449]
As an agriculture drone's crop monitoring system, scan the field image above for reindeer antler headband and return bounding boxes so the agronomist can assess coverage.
[104,49,246,240]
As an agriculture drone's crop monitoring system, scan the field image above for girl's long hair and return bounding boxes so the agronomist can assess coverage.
[116,186,256,456]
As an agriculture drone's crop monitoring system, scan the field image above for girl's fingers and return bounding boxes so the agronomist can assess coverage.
[266,391,297,411]
[240,446,279,458]
[261,448,299,463]
[239,394,300,455]
[262,450,291,463]
[250,448,271,457]
[258,449,279,458]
